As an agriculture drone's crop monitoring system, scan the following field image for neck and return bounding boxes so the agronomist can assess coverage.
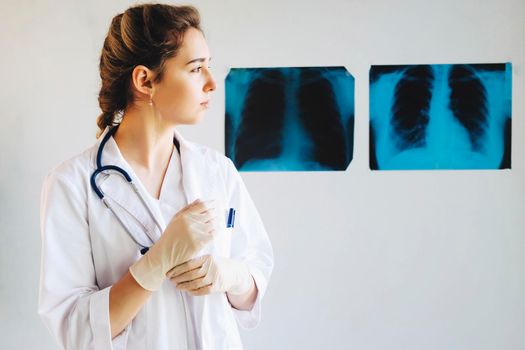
[113,106,175,171]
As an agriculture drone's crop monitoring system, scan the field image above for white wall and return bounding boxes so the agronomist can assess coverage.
[1,0,524,348]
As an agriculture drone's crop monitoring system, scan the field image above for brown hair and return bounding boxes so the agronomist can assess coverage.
[96,3,201,137]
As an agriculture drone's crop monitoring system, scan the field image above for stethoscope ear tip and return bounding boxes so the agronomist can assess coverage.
[140,247,150,255]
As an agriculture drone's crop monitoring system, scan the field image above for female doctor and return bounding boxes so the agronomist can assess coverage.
[38,4,273,349]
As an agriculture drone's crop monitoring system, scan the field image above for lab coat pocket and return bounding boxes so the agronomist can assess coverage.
[206,199,231,258]
[214,226,233,258]
[195,206,232,258]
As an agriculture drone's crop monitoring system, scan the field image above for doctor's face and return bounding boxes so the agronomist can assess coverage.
[152,27,216,125]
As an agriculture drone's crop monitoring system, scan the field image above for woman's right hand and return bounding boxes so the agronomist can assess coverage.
[129,199,217,291]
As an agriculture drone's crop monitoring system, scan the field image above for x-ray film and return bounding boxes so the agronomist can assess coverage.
[369,63,512,170]
[226,67,354,171]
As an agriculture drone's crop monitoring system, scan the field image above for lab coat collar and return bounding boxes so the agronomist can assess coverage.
[91,126,166,243]
[172,127,216,205]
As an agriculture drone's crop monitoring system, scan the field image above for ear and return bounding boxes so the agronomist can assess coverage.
[130,65,155,98]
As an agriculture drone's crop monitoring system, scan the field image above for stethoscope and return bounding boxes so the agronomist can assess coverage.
[90,124,177,255]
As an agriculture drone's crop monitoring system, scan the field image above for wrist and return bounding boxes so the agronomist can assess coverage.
[226,275,257,310]
[227,261,253,295]
[129,254,165,292]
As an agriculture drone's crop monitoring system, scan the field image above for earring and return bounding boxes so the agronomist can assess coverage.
[149,94,153,106]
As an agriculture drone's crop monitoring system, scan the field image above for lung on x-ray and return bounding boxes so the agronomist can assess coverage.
[369,63,512,170]
[225,67,354,171]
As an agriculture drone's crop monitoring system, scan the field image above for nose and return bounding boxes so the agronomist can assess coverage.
[204,70,216,93]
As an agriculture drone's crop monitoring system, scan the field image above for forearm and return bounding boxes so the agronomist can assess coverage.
[109,270,153,339]
[226,276,258,311]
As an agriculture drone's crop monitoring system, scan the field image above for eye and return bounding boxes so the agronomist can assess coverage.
[191,65,212,73]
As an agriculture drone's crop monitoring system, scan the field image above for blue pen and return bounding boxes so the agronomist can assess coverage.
[227,208,236,228]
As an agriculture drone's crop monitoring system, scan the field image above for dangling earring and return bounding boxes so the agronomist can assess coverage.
[148,94,153,106]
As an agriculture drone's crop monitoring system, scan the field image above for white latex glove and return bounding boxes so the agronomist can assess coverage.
[167,254,253,296]
[129,199,217,291]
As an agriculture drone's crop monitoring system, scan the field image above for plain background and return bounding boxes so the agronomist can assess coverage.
[1,0,524,349]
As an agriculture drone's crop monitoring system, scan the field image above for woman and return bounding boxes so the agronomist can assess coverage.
[38,4,273,349]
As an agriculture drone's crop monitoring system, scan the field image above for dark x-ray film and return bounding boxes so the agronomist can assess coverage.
[225,67,354,171]
[369,63,512,170]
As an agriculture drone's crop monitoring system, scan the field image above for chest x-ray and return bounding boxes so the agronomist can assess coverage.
[370,63,512,170]
[225,67,354,171]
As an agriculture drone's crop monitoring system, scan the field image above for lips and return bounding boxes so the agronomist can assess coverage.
[200,100,210,108]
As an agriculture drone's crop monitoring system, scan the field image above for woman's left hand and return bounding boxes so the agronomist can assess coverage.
[167,254,253,296]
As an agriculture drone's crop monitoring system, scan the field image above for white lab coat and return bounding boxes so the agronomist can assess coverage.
[38,126,274,350]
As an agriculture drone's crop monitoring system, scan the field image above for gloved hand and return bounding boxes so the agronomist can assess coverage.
[166,254,253,296]
[129,199,217,291]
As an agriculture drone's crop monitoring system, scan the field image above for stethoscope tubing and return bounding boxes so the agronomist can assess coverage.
[90,125,164,253]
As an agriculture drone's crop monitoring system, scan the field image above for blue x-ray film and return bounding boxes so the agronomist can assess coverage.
[369,63,512,170]
[225,67,354,171]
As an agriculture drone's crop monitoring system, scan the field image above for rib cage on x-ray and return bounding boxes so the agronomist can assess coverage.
[391,65,434,150]
[298,69,351,170]
[234,70,286,168]
[370,63,511,170]
[448,65,489,152]
[226,67,354,171]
